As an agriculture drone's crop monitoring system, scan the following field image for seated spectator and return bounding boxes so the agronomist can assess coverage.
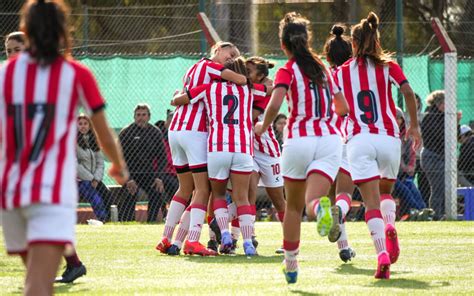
[458,125,473,187]
[77,114,113,222]
[119,104,167,222]
[393,108,426,216]
[272,113,287,150]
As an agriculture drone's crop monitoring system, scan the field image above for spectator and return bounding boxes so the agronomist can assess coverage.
[458,125,474,187]
[393,108,426,215]
[420,90,461,220]
[119,104,167,222]
[412,94,430,206]
[154,110,179,205]
[77,114,113,222]
[272,113,287,150]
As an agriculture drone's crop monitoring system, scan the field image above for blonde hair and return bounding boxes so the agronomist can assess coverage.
[425,90,445,107]
[210,41,239,58]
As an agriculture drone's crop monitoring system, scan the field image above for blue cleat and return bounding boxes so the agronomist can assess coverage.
[316,196,333,237]
[282,265,298,284]
[219,232,233,254]
[243,241,257,256]
[167,244,181,256]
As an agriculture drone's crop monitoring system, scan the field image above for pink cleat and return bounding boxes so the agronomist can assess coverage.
[374,251,391,279]
[385,224,400,264]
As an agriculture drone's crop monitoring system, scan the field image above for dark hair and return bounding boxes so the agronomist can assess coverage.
[77,114,99,152]
[226,57,253,87]
[351,12,392,66]
[273,113,287,126]
[323,24,352,67]
[279,12,327,85]
[5,31,26,45]
[20,0,72,66]
[246,56,275,83]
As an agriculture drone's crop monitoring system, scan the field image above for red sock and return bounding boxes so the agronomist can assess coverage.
[277,211,285,222]
[65,251,81,267]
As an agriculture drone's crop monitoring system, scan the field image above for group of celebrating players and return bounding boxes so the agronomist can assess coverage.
[1,0,422,293]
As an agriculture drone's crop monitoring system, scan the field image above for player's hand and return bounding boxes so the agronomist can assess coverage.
[254,122,265,136]
[262,77,273,88]
[407,125,422,151]
[170,99,176,106]
[109,163,129,186]
[153,178,165,193]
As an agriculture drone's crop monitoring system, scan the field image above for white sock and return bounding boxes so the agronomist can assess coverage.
[187,205,206,242]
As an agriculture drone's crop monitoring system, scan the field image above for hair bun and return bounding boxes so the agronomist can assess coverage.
[366,12,379,30]
[331,25,344,37]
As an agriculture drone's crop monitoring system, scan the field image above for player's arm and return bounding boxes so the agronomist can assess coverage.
[171,84,208,106]
[171,92,190,106]
[221,69,247,85]
[91,110,128,185]
[333,92,349,116]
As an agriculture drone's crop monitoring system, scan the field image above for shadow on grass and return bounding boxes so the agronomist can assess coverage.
[368,278,449,290]
[335,264,410,276]
[289,288,321,296]
[55,282,90,294]
[184,254,283,264]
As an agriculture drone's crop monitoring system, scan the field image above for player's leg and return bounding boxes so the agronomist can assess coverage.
[55,246,87,283]
[334,170,356,262]
[25,244,64,296]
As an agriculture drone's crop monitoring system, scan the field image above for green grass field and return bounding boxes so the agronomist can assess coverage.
[1,222,473,295]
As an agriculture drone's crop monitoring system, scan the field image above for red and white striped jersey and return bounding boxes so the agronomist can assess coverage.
[169,58,225,132]
[329,67,349,142]
[334,57,407,139]
[274,59,340,139]
[253,95,281,157]
[0,53,105,210]
[188,82,267,155]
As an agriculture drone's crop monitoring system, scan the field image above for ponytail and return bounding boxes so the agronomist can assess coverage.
[351,11,392,66]
[20,0,71,66]
[279,12,326,86]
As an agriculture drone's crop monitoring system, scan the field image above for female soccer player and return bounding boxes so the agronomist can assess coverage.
[254,12,349,283]
[156,42,247,256]
[334,12,421,279]
[0,1,128,295]
[172,57,268,256]
[323,24,356,262]
[4,31,26,58]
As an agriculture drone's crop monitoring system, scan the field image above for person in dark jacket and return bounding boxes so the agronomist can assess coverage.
[458,125,474,186]
[119,104,167,222]
[420,90,461,220]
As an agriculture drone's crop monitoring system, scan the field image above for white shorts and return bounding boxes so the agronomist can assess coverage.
[168,130,208,172]
[208,152,253,182]
[282,135,342,183]
[253,150,283,188]
[339,144,352,177]
[347,133,401,184]
[1,204,76,255]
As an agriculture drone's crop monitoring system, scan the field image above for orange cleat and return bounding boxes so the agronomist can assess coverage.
[156,237,171,254]
[184,240,218,256]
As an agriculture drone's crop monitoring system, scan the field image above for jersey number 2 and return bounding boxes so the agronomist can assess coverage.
[7,103,55,162]
[223,94,239,125]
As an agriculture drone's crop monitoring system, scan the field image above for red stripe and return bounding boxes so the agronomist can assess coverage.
[198,106,207,132]
[28,240,72,246]
[300,72,312,137]
[341,64,361,137]
[169,107,179,130]
[283,240,299,251]
[189,163,207,170]
[237,85,246,153]
[339,167,351,177]
[215,83,223,152]
[380,194,394,201]
[206,87,214,152]
[324,73,337,136]
[353,175,380,185]
[1,59,17,209]
[267,126,281,157]
[228,85,236,152]
[365,209,383,222]
[209,177,228,183]
[191,203,207,211]
[53,60,77,204]
[31,59,61,204]
[375,65,394,136]
[287,61,298,139]
[265,141,275,157]
[172,195,188,206]
[186,103,199,130]
[246,86,253,155]
[358,60,378,134]
[230,170,252,175]
[213,198,228,210]
[13,63,38,208]
[307,169,334,184]
[336,193,352,206]
[255,134,265,155]
[177,104,188,131]
[7,250,28,256]
[237,205,253,216]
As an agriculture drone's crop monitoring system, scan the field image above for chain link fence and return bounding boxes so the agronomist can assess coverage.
[1,0,473,222]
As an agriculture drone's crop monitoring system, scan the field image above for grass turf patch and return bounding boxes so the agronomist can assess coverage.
[1,221,473,295]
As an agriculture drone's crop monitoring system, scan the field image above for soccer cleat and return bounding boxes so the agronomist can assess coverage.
[374,251,391,279]
[282,264,298,284]
[155,237,172,254]
[316,196,333,237]
[55,263,87,283]
[166,244,181,256]
[385,224,400,264]
[275,246,284,254]
[243,241,257,256]
[184,240,218,256]
[251,235,259,249]
[209,218,222,243]
[328,205,342,242]
[207,239,219,253]
[219,232,233,254]
[339,247,356,263]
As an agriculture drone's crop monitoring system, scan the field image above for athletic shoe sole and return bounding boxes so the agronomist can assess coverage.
[317,197,333,237]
